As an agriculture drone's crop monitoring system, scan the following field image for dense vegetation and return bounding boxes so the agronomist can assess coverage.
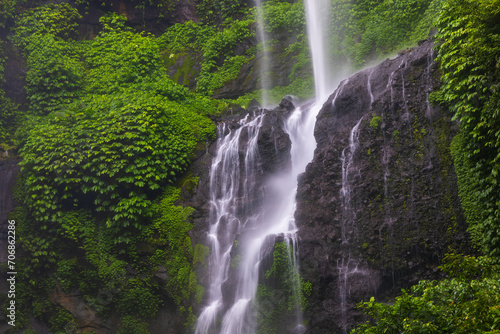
[0,0,499,333]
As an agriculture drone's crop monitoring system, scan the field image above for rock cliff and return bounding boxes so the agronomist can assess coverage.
[295,39,471,333]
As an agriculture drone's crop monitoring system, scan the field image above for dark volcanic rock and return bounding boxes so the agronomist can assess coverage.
[296,39,471,333]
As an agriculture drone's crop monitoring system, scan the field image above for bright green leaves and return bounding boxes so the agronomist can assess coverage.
[11,3,81,49]
[436,0,500,256]
[353,254,500,333]
[20,90,214,235]
[23,35,84,115]
[196,18,254,96]
[15,8,216,242]
[259,1,305,35]
[84,19,163,94]
[147,187,204,306]
[196,0,247,25]
[11,4,84,115]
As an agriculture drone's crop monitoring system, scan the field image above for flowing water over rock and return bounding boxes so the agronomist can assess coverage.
[195,95,322,333]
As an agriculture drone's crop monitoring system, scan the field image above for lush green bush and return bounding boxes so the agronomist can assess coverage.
[435,0,500,256]
[196,0,247,25]
[23,35,84,115]
[196,18,254,95]
[20,90,214,240]
[353,254,500,333]
[11,3,81,49]
[261,1,305,34]
[0,0,23,28]
[147,186,205,305]
[84,16,162,94]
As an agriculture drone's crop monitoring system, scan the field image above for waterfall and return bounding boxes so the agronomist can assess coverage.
[195,0,338,332]
[304,0,331,101]
[195,105,317,333]
[255,0,271,106]
[195,111,264,334]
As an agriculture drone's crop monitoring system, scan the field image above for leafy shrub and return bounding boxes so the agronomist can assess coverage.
[23,34,84,115]
[148,187,204,305]
[19,90,214,241]
[11,3,81,49]
[118,316,149,334]
[255,242,311,334]
[353,254,500,333]
[261,1,305,34]
[435,0,500,256]
[196,18,254,95]
[84,16,162,94]
[117,279,161,318]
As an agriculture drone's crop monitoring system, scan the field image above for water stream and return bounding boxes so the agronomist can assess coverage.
[255,0,271,106]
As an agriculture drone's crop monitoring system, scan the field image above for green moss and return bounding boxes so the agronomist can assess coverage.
[231,254,242,269]
[193,244,210,267]
[255,242,311,333]
[370,115,383,129]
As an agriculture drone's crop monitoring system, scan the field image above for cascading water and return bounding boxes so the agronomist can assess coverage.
[195,104,318,334]
[195,111,264,334]
[304,0,331,100]
[255,0,271,106]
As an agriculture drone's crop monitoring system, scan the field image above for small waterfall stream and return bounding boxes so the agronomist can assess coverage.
[255,0,271,106]
[195,103,320,333]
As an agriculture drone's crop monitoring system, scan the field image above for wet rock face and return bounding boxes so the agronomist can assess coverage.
[296,39,471,333]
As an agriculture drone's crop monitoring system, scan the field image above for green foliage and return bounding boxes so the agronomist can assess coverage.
[450,133,484,249]
[10,8,216,330]
[11,3,81,49]
[20,89,213,242]
[48,305,75,333]
[193,244,210,267]
[233,76,314,108]
[260,1,305,34]
[117,279,161,318]
[353,254,500,333]
[0,0,23,28]
[23,35,84,115]
[84,16,162,94]
[196,0,247,25]
[196,18,254,96]
[335,0,443,68]
[148,187,204,305]
[369,116,382,129]
[435,0,500,256]
[159,20,215,53]
[118,316,149,334]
